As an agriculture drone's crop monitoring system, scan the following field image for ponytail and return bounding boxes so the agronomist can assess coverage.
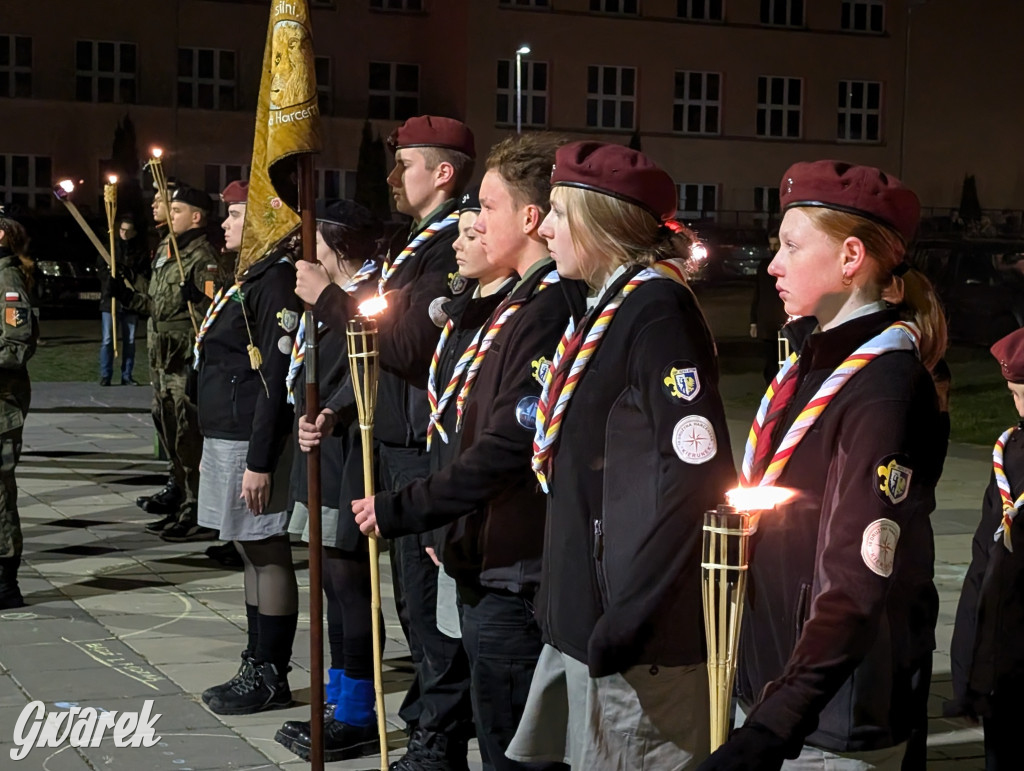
[887,267,947,372]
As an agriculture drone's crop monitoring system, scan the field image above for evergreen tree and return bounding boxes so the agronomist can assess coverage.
[354,120,393,221]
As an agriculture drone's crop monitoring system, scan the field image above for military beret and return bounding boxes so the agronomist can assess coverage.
[172,185,213,213]
[220,180,249,205]
[550,141,678,221]
[459,185,481,214]
[992,327,1024,383]
[779,160,921,243]
[387,115,476,159]
[152,176,179,192]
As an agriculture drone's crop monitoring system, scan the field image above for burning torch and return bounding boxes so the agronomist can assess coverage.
[702,486,794,751]
[103,175,119,358]
[346,295,389,769]
[147,147,198,334]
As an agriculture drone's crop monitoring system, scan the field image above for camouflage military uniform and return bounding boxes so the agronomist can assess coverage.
[0,250,38,561]
[128,228,219,525]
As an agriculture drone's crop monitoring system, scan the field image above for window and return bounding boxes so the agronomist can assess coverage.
[496,59,548,127]
[841,1,884,32]
[315,56,332,114]
[760,0,803,26]
[317,169,358,200]
[756,76,801,138]
[673,71,720,134]
[586,65,636,130]
[590,0,639,13]
[754,186,780,216]
[368,62,419,120]
[0,35,31,98]
[178,48,235,110]
[370,0,423,9]
[837,80,882,142]
[677,0,723,20]
[0,154,52,210]
[75,40,136,103]
[499,0,550,6]
[678,183,717,219]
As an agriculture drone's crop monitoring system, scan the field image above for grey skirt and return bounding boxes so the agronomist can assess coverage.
[198,437,292,541]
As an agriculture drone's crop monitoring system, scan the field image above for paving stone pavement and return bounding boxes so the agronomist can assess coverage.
[0,379,987,769]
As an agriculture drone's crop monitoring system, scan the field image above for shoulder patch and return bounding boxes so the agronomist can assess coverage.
[448,272,468,295]
[861,518,901,577]
[277,308,299,333]
[277,335,293,355]
[515,395,539,430]
[5,291,20,302]
[4,306,27,328]
[876,455,913,505]
[672,416,717,464]
[662,360,702,403]
[428,296,450,328]
[531,357,552,387]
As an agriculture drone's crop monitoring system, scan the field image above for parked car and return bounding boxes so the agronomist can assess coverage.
[689,224,772,284]
[910,237,1024,347]
[21,213,103,312]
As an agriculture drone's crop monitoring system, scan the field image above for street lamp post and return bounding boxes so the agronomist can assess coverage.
[515,44,531,134]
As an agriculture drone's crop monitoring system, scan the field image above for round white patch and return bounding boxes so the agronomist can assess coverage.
[277,335,293,354]
[428,296,449,328]
[861,518,901,578]
[672,416,717,464]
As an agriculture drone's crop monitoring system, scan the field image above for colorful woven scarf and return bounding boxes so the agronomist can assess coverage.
[454,269,561,432]
[992,426,1022,551]
[285,259,378,404]
[192,283,241,366]
[740,320,921,488]
[379,212,459,294]
[426,317,482,450]
[531,259,689,492]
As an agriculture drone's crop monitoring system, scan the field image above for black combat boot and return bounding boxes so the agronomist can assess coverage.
[201,650,254,705]
[0,556,25,609]
[136,479,183,514]
[206,660,292,716]
[277,716,377,762]
[274,667,343,747]
[389,728,469,771]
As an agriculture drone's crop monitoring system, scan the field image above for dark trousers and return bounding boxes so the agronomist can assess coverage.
[379,444,474,741]
[983,699,1024,771]
[460,586,566,771]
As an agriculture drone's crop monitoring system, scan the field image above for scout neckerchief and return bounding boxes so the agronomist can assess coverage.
[740,320,921,488]
[454,269,561,432]
[426,316,482,450]
[992,425,1023,551]
[285,259,378,404]
[378,212,459,294]
[531,258,689,492]
[193,283,241,366]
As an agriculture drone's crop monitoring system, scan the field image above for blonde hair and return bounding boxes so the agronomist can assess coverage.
[552,186,694,288]
[802,207,947,371]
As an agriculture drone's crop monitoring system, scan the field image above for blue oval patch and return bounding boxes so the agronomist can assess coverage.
[515,396,539,430]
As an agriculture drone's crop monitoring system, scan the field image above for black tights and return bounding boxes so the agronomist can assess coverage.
[235,535,298,670]
[323,547,375,680]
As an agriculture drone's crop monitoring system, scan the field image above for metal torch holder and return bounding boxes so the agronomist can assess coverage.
[702,504,756,752]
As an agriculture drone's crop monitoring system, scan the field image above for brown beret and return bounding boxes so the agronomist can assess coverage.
[387,115,475,159]
[992,327,1024,383]
[220,180,249,205]
[779,160,920,242]
[551,141,677,221]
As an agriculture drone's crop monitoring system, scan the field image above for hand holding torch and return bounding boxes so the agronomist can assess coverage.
[148,147,198,334]
[53,180,113,269]
[104,175,119,358]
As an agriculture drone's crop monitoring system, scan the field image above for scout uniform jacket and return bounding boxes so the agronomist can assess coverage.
[536,267,734,678]
[737,309,946,754]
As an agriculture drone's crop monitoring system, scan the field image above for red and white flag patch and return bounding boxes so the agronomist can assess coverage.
[5,292,20,302]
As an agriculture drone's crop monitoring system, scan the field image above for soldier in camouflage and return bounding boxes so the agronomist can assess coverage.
[0,210,39,609]
[117,184,221,542]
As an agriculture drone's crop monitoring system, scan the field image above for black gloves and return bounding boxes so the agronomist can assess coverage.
[697,724,790,771]
[110,278,135,306]
[180,280,207,305]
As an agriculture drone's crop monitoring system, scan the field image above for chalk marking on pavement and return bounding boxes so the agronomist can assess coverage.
[60,637,166,691]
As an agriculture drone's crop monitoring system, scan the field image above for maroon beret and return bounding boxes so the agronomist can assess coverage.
[780,160,920,242]
[221,180,249,205]
[387,116,475,159]
[551,141,677,221]
[992,327,1024,383]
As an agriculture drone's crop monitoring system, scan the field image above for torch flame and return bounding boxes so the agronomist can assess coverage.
[151,147,163,159]
[59,179,75,193]
[107,175,118,185]
[358,295,388,318]
[725,486,796,512]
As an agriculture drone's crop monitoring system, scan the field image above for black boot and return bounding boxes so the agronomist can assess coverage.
[389,729,469,771]
[276,716,377,762]
[0,556,25,610]
[136,479,183,514]
[201,650,254,705]
[206,660,292,716]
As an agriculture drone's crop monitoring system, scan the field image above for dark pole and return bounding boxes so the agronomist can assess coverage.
[298,154,324,771]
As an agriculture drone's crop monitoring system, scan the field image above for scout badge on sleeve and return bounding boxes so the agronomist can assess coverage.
[4,292,27,328]
[672,415,717,464]
[875,455,912,505]
[662,361,701,402]
[861,518,901,578]
[531,357,551,387]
